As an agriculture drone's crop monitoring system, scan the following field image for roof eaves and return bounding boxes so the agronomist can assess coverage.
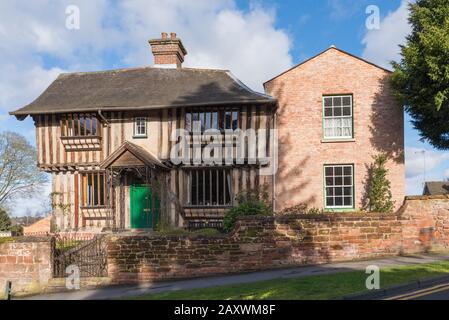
[10,98,277,118]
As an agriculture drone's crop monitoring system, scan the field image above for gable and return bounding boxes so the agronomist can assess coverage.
[111,150,145,168]
[264,47,391,87]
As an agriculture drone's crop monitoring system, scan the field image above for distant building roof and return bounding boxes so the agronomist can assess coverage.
[423,181,449,196]
[11,67,275,118]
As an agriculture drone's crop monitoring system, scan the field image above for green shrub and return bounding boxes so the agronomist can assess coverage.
[306,207,322,215]
[223,187,273,233]
[367,154,395,213]
[0,208,11,231]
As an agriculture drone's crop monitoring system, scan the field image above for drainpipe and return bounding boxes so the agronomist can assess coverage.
[98,109,110,126]
[98,109,111,156]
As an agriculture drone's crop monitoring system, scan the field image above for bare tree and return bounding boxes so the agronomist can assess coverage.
[0,131,48,205]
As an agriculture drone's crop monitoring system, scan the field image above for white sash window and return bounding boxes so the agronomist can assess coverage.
[323,95,353,139]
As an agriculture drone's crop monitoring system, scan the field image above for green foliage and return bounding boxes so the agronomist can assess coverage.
[50,192,71,215]
[9,224,23,236]
[132,261,449,300]
[0,208,11,231]
[391,0,449,149]
[223,187,273,233]
[306,207,322,215]
[368,154,395,213]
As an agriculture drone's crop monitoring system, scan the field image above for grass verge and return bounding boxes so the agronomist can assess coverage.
[131,261,449,300]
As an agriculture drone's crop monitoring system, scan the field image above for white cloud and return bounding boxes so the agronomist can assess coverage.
[445,168,449,179]
[0,0,292,111]
[0,0,293,215]
[362,0,412,68]
[405,147,449,179]
[116,0,292,91]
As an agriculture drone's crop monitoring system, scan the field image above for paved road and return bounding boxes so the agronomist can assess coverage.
[20,253,449,300]
[384,281,449,300]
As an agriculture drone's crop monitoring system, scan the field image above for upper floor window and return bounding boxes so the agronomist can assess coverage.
[134,117,147,137]
[81,172,106,208]
[61,114,99,137]
[185,109,239,133]
[323,95,353,139]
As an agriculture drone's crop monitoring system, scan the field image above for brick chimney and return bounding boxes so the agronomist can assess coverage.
[149,32,187,69]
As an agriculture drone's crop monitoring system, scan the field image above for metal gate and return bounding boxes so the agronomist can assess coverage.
[53,234,108,278]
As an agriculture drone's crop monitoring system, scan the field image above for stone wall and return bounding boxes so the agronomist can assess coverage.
[1,196,448,293]
[0,237,53,297]
[107,196,449,284]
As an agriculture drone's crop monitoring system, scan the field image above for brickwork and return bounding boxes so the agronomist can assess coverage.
[107,196,449,284]
[2,197,448,293]
[0,237,53,297]
[265,48,405,211]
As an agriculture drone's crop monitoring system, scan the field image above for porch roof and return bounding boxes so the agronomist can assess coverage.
[100,141,170,170]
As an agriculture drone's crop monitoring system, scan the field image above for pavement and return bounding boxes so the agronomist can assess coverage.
[20,253,449,300]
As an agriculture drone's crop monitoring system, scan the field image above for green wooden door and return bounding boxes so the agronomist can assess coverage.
[130,185,160,229]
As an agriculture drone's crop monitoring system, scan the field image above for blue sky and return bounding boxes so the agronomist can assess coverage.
[0,0,448,216]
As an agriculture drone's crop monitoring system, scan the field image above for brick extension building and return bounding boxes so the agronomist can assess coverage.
[265,46,405,212]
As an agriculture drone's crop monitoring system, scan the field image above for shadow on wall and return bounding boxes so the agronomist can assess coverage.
[167,79,316,210]
[369,74,404,163]
[86,196,449,294]
[270,81,315,210]
[361,74,405,209]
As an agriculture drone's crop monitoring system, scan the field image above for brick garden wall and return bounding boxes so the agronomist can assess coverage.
[107,196,449,284]
[0,237,53,297]
[1,196,448,294]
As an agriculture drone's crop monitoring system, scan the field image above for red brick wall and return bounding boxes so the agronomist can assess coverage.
[0,238,53,297]
[107,196,448,284]
[264,48,405,211]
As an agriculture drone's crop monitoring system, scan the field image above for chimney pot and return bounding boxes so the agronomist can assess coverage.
[149,32,187,69]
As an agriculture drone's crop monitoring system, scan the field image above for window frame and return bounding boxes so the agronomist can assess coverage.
[185,167,233,208]
[60,113,100,138]
[80,172,107,209]
[323,164,355,210]
[133,117,148,138]
[185,108,240,134]
[322,94,354,140]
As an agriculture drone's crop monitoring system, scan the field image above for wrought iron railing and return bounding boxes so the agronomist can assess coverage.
[52,233,108,278]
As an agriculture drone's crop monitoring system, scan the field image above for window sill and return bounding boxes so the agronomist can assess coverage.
[80,206,109,210]
[133,135,148,139]
[183,205,233,209]
[321,138,355,143]
[60,136,102,151]
[324,207,355,212]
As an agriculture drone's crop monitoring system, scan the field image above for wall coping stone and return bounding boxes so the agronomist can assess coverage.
[405,195,449,200]
[2,236,52,243]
